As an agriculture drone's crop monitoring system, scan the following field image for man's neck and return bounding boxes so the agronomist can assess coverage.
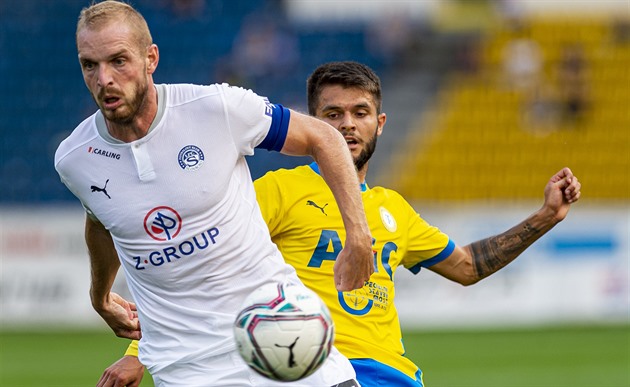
[310,161,369,188]
[357,163,368,185]
[106,85,158,143]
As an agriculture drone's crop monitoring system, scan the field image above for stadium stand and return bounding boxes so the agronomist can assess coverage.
[0,0,385,204]
[3,3,625,205]
[386,17,629,202]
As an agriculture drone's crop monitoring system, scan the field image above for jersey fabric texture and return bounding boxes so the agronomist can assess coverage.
[151,346,356,387]
[54,84,357,385]
[254,162,454,386]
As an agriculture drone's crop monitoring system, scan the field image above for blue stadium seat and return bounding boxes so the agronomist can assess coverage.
[0,0,391,204]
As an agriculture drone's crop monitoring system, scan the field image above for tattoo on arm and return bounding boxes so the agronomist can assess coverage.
[470,221,543,279]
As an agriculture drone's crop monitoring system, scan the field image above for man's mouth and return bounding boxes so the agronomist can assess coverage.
[345,137,359,149]
[102,96,121,109]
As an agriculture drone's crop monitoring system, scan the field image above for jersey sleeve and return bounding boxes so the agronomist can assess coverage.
[397,197,454,274]
[125,340,139,357]
[256,103,290,152]
[219,84,290,156]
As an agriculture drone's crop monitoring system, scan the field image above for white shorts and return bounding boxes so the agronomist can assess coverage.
[151,346,358,386]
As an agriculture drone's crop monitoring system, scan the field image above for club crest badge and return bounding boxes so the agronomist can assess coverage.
[379,207,397,233]
[178,145,205,171]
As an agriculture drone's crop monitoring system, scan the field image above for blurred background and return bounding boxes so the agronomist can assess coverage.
[1,0,628,386]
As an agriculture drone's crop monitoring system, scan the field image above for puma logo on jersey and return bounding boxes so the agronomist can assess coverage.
[306,200,328,216]
[91,179,111,199]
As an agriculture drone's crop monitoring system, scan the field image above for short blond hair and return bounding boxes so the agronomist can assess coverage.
[76,0,152,50]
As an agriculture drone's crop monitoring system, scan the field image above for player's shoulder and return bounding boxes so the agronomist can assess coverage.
[366,185,419,215]
[54,113,99,168]
[256,164,319,190]
[164,82,264,109]
[260,164,317,181]
[368,185,408,202]
[161,83,222,105]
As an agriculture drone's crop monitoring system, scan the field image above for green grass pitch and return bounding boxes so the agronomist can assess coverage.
[0,324,628,386]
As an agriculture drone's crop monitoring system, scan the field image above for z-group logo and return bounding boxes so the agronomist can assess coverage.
[144,206,182,241]
[135,206,220,269]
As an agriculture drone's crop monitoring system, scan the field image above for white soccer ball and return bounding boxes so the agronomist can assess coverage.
[233,282,335,381]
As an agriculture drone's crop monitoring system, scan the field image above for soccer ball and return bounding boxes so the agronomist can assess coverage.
[233,282,334,381]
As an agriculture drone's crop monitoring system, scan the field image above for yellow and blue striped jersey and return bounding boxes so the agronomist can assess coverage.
[254,163,454,380]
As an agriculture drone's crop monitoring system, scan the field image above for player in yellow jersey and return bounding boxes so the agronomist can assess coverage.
[98,61,581,387]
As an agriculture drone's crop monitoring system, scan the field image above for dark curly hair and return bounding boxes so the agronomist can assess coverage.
[307,61,382,116]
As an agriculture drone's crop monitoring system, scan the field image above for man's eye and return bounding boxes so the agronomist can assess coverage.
[114,58,126,65]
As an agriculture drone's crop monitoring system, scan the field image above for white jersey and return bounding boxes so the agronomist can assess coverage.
[54,83,304,373]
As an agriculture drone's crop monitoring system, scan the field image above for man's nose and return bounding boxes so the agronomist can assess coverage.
[338,112,356,132]
[96,64,114,87]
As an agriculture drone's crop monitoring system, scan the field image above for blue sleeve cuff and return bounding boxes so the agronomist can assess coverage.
[257,104,290,152]
[407,239,456,275]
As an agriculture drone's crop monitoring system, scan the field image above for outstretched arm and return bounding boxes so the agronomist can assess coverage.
[85,216,141,339]
[281,110,373,291]
[430,167,581,285]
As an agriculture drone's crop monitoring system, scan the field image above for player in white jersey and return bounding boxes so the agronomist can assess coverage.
[54,1,373,386]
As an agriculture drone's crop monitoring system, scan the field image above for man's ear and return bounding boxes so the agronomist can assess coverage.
[147,44,159,74]
[377,112,387,137]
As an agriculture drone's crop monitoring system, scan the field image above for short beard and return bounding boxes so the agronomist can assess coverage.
[353,125,378,172]
[98,78,149,125]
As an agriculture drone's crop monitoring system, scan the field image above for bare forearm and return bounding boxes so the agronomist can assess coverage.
[281,111,373,290]
[85,217,120,309]
[285,112,369,238]
[442,168,580,285]
[312,131,369,239]
[467,208,558,281]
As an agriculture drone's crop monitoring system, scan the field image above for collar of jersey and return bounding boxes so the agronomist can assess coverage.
[95,84,166,145]
[308,162,368,192]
